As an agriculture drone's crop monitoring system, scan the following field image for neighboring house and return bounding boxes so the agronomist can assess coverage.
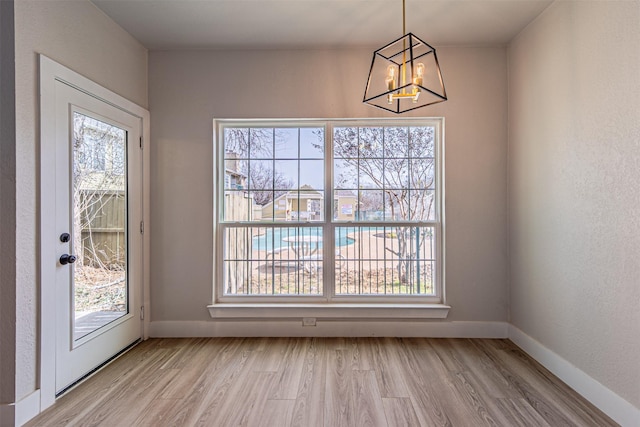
[224,169,245,190]
[223,151,252,221]
[334,189,357,221]
[261,185,323,221]
[224,151,247,190]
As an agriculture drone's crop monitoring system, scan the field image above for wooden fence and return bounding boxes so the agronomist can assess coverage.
[80,190,125,268]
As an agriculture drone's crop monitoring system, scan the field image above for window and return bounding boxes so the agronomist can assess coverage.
[215,119,444,306]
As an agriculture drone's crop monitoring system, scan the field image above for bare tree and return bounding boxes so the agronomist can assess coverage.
[248,161,294,205]
[223,127,272,159]
[332,126,436,286]
[223,128,294,206]
[358,189,384,217]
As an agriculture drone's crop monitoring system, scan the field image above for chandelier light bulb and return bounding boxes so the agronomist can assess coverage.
[386,65,397,90]
[386,65,397,104]
[413,63,425,87]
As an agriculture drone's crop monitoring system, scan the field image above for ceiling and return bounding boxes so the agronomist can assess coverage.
[91,0,553,50]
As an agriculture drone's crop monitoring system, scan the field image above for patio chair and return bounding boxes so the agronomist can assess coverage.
[300,251,346,274]
[265,247,289,266]
[300,254,321,275]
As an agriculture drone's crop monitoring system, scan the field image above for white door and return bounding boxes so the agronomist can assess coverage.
[53,80,143,394]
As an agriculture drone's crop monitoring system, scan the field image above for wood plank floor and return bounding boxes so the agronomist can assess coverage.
[27,338,617,427]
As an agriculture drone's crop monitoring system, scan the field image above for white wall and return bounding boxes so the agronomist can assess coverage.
[10,0,147,406]
[508,0,640,410]
[148,47,508,325]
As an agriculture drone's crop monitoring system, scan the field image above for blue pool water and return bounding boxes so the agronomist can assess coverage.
[253,227,373,251]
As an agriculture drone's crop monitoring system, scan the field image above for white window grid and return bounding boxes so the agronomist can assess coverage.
[214,118,444,304]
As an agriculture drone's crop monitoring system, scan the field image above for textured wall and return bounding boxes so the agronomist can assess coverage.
[508,1,640,408]
[148,47,509,324]
[13,0,147,401]
[0,0,17,407]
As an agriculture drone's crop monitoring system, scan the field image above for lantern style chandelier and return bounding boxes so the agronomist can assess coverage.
[363,0,448,113]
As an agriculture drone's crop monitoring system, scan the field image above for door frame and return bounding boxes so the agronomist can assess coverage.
[39,55,150,411]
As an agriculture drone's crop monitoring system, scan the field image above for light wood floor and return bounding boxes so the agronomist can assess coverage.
[27,338,617,426]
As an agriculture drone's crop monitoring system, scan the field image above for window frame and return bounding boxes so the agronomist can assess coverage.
[212,118,446,307]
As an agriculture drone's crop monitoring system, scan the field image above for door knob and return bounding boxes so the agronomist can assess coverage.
[60,254,77,265]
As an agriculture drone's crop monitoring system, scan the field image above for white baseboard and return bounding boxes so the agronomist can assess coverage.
[149,320,509,338]
[508,325,639,427]
[0,389,41,427]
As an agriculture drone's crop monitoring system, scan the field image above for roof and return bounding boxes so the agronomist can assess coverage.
[335,189,357,198]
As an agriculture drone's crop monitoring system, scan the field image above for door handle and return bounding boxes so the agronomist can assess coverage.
[60,254,77,265]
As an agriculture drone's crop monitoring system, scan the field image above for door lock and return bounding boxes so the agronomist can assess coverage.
[59,254,77,265]
[60,233,71,243]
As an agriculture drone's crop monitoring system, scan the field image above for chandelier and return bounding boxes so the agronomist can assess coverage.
[363,0,447,113]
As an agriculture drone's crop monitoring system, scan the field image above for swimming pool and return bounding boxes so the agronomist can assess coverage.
[253,227,373,251]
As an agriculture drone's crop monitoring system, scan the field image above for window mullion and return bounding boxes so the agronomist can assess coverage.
[324,123,335,302]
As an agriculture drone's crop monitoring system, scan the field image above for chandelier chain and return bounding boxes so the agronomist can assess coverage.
[402,0,406,34]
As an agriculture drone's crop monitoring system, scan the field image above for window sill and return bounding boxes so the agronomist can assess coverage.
[207,303,450,320]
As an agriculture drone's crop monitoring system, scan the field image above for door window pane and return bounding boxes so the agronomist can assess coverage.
[72,112,128,340]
